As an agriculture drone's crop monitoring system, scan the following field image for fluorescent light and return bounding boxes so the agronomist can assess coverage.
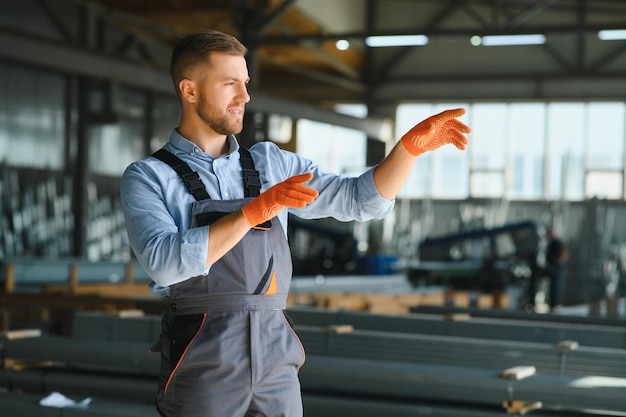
[472,34,546,46]
[598,29,626,40]
[365,35,428,47]
[335,39,350,50]
[470,35,482,46]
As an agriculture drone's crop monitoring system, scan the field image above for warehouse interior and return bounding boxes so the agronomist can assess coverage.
[1,0,626,416]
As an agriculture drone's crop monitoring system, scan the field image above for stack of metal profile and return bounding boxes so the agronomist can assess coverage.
[297,329,626,413]
[1,310,625,416]
[288,307,626,416]
[0,390,155,417]
[0,164,131,260]
[0,312,160,415]
[286,307,626,349]
[0,259,153,292]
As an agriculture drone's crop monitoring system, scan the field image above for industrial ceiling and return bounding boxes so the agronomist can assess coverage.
[89,0,626,108]
[1,0,626,118]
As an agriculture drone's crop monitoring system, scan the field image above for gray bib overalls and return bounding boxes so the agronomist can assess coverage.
[152,148,305,417]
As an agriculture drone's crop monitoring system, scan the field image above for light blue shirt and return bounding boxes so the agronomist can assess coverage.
[120,129,394,296]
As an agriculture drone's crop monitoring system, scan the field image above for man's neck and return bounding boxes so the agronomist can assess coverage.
[177,125,230,159]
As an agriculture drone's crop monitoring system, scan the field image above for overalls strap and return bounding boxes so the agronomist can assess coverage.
[239,148,261,198]
[152,149,210,201]
[152,148,262,200]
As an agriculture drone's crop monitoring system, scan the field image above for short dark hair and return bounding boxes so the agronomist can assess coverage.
[170,30,248,95]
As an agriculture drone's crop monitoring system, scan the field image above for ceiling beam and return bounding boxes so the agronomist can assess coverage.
[387,71,626,83]
[258,23,626,45]
[0,28,389,141]
[588,42,626,73]
[258,56,366,92]
[506,0,559,28]
[376,0,462,84]
[35,0,76,42]
[257,0,298,36]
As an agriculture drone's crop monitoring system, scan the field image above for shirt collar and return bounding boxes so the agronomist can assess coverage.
[169,129,240,158]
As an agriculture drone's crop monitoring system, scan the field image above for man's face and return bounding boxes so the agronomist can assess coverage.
[192,52,250,135]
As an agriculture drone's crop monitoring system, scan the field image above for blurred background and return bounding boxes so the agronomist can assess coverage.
[1,1,626,416]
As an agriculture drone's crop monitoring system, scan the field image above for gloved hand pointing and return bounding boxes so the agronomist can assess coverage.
[400,108,470,156]
[242,173,318,228]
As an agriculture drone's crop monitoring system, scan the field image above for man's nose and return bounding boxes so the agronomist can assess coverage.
[237,85,250,103]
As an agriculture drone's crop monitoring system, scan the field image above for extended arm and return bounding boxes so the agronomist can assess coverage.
[373,108,470,199]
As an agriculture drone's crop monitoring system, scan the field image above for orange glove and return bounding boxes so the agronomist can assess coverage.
[242,173,318,228]
[400,108,470,156]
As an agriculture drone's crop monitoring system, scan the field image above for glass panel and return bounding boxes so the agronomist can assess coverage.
[151,95,180,152]
[586,102,625,170]
[586,171,622,199]
[398,154,431,198]
[335,103,368,118]
[333,126,366,175]
[470,103,507,170]
[546,103,585,200]
[471,172,504,198]
[90,88,145,176]
[267,114,293,144]
[296,119,335,173]
[0,62,64,169]
[509,103,545,199]
[296,120,366,175]
[395,104,434,138]
[431,151,469,199]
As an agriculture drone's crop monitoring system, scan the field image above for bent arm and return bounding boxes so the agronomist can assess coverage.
[205,211,252,267]
[121,164,212,287]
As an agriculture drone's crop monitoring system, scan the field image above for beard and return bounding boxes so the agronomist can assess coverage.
[196,94,244,135]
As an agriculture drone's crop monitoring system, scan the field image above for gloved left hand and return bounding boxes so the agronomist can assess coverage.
[242,173,318,229]
[400,108,470,156]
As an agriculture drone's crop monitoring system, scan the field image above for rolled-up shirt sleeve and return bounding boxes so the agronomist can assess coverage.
[121,161,210,288]
[121,137,395,294]
[252,143,394,222]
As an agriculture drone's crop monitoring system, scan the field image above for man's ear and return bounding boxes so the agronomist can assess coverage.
[179,79,197,103]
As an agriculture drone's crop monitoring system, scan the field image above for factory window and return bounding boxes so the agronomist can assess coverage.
[508,103,545,200]
[471,104,507,170]
[296,105,367,175]
[469,103,506,198]
[546,103,585,200]
[471,172,504,198]
[0,62,64,169]
[585,103,625,200]
[586,102,624,170]
[396,101,626,201]
[90,91,179,176]
[586,172,622,200]
[90,88,146,176]
[395,103,470,199]
[151,95,181,152]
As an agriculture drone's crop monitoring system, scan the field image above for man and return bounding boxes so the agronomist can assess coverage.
[121,29,470,417]
[545,227,568,310]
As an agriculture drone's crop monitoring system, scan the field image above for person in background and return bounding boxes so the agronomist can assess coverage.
[527,226,569,312]
[544,227,569,311]
[121,29,470,417]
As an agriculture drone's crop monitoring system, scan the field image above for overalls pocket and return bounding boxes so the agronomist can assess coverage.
[281,311,306,370]
[162,313,206,396]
